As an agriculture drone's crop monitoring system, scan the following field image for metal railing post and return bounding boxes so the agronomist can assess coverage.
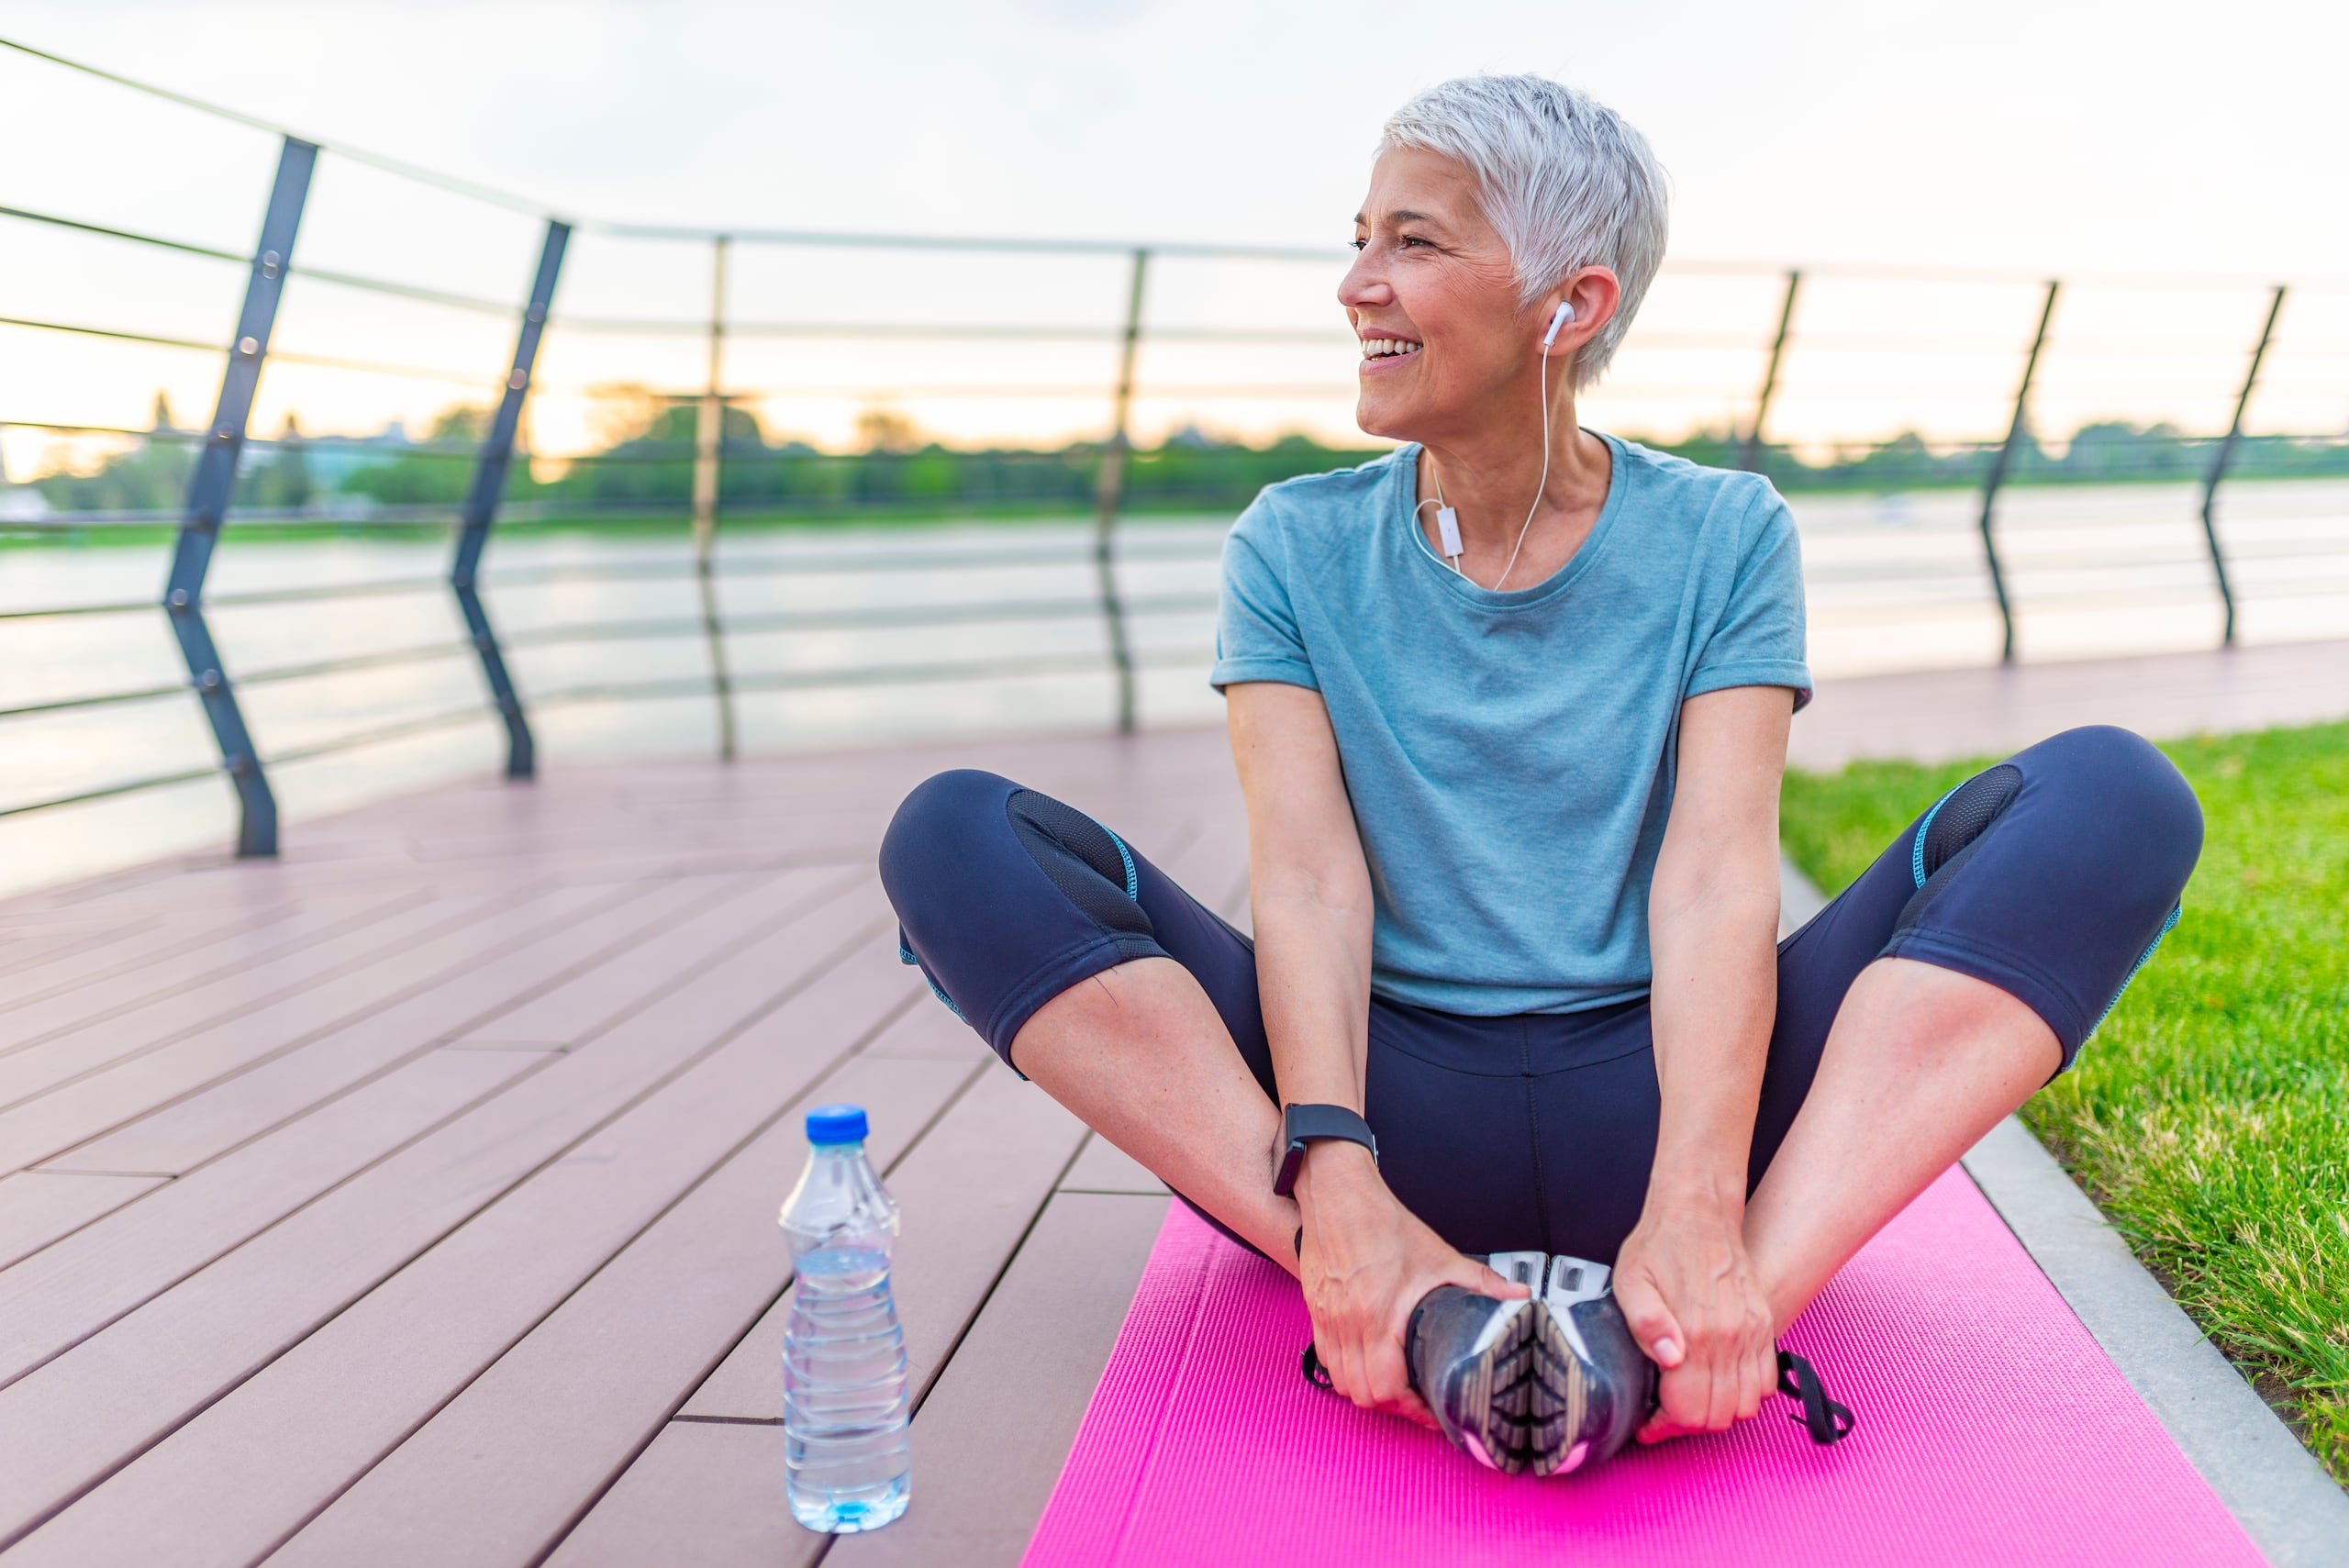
[453,217,568,779]
[1093,247,1147,733]
[693,235,737,760]
[163,135,315,857]
[1740,269,1800,473]
[2199,284,2285,648]
[1975,279,2059,664]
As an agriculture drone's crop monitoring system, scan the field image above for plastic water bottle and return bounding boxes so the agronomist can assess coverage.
[780,1103,912,1533]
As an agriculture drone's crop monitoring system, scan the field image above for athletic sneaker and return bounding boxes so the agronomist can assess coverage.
[1404,1252,1653,1476]
[1301,1251,1853,1475]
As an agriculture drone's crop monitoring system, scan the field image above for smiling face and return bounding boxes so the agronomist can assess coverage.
[1341,146,1547,447]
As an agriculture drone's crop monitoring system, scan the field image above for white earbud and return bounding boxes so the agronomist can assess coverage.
[1542,299,1575,348]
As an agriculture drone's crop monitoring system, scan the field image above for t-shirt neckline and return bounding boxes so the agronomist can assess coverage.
[1394,433,1628,608]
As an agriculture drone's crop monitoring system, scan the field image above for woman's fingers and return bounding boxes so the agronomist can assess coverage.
[1682,1318,1733,1432]
[1639,1317,1779,1440]
[1640,1364,1720,1442]
[1622,1271,1698,1443]
[1332,1340,1363,1407]
[1340,1329,1377,1411]
[1306,1295,1371,1407]
[1636,1400,1693,1444]
[1701,1341,1739,1431]
[1364,1322,1418,1412]
[1737,1334,1773,1420]
[1635,1317,1741,1440]
[1612,1271,1685,1369]
[1670,1359,1718,1435]
[1456,1257,1531,1299]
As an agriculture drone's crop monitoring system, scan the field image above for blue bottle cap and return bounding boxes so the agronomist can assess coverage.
[805,1104,868,1145]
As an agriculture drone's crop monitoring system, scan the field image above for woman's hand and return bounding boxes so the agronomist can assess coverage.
[1293,1143,1526,1429]
[1612,1195,1777,1443]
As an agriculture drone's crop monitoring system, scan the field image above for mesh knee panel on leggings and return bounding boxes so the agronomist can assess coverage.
[1895,762,2023,935]
[1007,790,1152,939]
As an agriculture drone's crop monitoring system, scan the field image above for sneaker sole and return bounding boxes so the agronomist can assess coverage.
[1524,1305,1595,1476]
[1442,1303,1591,1476]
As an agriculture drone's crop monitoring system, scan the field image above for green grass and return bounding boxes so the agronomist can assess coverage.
[1780,721,2349,1478]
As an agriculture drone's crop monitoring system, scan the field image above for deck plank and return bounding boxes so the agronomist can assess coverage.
[856,999,987,1062]
[0,887,891,1551]
[0,1048,543,1385]
[439,873,776,1049]
[0,904,325,990]
[1058,1133,1171,1196]
[540,1421,807,1568]
[5,867,849,1181]
[38,874,737,1175]
[0,1172,169,1273]
[0,883,606,1179]
[0,893,405,1058]
[18,1055,974,1568]
[824,1191,1171,1568]
[0,917,163,983]
[0,889,500,1108]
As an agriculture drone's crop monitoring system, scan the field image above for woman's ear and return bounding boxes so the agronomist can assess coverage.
[1544,268,1622,357]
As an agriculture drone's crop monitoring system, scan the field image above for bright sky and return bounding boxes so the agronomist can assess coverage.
[3,0,2344,475]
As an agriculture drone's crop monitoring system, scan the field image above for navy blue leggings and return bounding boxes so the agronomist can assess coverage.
[879,725,2200,1263]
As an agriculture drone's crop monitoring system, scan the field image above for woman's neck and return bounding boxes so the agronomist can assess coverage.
[1414,380,1611,591]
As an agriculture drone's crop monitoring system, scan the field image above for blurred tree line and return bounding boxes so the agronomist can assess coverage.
[1721,420,2349,493]
[23,395,316,515]
[18,387,2349,522]
[328,397,1401,515]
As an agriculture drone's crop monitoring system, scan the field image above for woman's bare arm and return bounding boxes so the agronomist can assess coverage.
[1613,682,1793,1441]
[1228,682,1520,1425]
[1228,682,1375,1111]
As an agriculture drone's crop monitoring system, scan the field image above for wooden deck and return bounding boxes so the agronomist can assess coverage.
[0,728,1235,1568]
[0,639,2343,1566]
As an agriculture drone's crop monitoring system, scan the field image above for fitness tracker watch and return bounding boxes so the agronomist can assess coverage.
[1271,1103,1378,1197]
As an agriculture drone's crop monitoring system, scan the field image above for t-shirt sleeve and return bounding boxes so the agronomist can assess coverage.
[1209,496,1319,693]
[1685,484,1813,711]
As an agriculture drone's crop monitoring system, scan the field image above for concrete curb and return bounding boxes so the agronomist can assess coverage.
[1779,854,2349,1565]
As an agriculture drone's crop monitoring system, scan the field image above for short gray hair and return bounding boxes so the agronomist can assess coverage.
[1380,74,1668,388]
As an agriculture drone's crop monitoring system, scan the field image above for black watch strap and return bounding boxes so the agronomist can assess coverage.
[1272,1102,1377,1197]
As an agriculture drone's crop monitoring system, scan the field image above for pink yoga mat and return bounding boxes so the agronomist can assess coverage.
[1025,1170,2265,1568]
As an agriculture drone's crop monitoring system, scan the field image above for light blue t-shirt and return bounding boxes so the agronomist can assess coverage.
[1210,435,1810,1016]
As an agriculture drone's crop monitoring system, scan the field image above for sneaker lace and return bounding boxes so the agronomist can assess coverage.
[1776,1350,1856,1445]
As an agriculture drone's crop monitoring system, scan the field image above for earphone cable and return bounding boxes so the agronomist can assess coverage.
[1491,341,1554,593]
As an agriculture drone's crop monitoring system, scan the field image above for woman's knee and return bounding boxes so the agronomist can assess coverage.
[877,768,1018,928]
[2023,726,2204,886]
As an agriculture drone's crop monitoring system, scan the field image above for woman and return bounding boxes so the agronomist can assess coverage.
[881,74,2200,1476]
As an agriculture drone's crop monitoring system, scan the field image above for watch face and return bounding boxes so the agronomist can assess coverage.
[1274,1107,1309,1196]
[1273,1138,1307,1197]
